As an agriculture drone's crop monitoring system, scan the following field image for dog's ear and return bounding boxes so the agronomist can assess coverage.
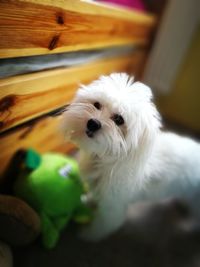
[126,82,161,155]
[131,82,153,101]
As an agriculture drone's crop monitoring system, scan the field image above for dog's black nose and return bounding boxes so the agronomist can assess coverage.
[87,119,101,132]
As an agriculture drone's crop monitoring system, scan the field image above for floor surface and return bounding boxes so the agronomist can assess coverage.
[13,201,200,267]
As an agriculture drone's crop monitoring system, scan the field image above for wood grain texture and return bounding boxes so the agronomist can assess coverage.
[0,0,156,58]
[23,0,154,22]
[0,115,76,178]
[0,50,146,133]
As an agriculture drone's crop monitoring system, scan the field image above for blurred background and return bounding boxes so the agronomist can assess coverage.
[142,0,200,137]
[97,0,200,136]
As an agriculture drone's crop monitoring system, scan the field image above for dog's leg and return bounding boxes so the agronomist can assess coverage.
[80,193,127,241]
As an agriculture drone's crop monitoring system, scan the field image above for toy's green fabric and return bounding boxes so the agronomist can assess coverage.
[14,150,92,249]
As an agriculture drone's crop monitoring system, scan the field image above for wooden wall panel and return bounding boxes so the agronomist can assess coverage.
[0,50,146,133]
[0,115,76,178]
[0,0,155,58]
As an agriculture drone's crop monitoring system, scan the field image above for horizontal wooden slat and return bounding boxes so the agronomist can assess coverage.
[0,0,156,58]
[0,115,76,178]
[0,50,146,133]
[24,0,154,21]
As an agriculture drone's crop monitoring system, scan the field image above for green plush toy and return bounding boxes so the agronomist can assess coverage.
[14,149,92,249]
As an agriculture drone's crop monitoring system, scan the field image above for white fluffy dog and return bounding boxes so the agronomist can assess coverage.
[62,73,200,241]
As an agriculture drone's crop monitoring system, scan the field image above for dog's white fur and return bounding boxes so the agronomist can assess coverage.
[62,73,200,241]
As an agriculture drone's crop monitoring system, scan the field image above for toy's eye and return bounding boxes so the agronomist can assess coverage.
[112,114,124,126]
[59,164,72,178]
[93,102,101,110]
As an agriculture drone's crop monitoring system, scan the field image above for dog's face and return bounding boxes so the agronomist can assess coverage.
[62,73,161,158]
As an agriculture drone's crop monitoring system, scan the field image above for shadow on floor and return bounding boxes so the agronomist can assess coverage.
[13,200,200,267]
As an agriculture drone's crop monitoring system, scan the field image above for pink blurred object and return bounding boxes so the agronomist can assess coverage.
[98,0,146,11]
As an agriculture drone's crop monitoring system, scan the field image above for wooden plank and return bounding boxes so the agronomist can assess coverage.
[0,50,146,133]
[0,115,76,178]
[0,0,156,58]
[23,0,155,22]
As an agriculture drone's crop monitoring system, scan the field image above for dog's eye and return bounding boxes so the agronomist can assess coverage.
[93,102,101,110]
[112,114,124,126]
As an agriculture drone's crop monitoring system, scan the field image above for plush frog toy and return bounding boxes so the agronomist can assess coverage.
[14,149,92,249]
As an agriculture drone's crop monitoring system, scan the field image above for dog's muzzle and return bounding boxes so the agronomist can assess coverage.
[86,119,101,138]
